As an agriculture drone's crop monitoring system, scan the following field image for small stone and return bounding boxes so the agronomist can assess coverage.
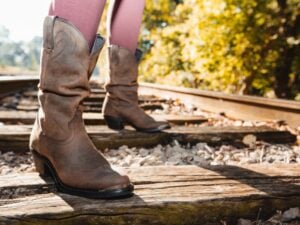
[167,155,182,165]
[248,152,259,163]
[0,167,13,175]
[219,145,232,153]
[165,147,174,158]
[233,121,243,126]
[185,155,194,163]
[173,140,180,146]
[214,154,224,161]
[196,143,207,150]
[139,148,149,157]
[2,152,15,162]
[117,149,128,158]
[243,121,254,127]
[242,135,257,148]
[107,150,119,157]
[210,161,225,166]
[193,156,210,166]
[172,145,186,154]
[125,148,136,155]
[193,156,203,163]
[259,148,265,163]
[140,155,157,166]
[293,146,300,155]
[120,161,129,167]
[124,155,133,165]
[153,148,163,158]
[223,154,231,162]
[282,208,300,222]
[204,154,212,161]
[204,145,215,154]
[118,145,128,151]
[237,218,252,225]
[196,150,205,157]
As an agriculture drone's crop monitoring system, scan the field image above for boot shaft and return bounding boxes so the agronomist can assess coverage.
[102,44,170,132]
[39,16,105,94]
[105,45,143,88]
[36,16,104,140]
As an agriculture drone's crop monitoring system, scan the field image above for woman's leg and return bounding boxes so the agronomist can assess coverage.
[108,0,145,53]
[102,0,170,132]
[49,0,106,49]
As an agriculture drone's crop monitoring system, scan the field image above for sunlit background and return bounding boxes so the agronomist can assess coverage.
[0,0,299,100]
[0,0,50,41]
[0,0,50,74]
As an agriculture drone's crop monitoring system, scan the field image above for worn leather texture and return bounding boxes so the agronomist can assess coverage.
[103,45,170,130]
[29,16,129,190]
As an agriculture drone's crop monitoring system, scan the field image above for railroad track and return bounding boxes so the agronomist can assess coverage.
[0,75,299,225]
[139,82,300,128]
[0,75,39,99]
[0,77,297,152]
[1,75,299,127]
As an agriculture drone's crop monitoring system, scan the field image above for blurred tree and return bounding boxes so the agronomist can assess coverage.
[140,0,300,99]
[0,26,10,43]
[0,26,42,71]
[273,0,300,98]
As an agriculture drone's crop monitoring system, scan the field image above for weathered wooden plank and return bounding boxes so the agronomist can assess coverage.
[0,165,299,225]
[0,125,296,152]
[12,101,164,112]
[0,111,207,125]
[21,90,167,104]
[22,88,107,97]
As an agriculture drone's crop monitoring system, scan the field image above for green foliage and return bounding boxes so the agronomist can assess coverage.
[140,0,300,99]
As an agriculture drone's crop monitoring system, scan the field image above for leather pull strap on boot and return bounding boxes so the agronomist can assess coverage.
[29,16,133,199]
[102,45,171,133]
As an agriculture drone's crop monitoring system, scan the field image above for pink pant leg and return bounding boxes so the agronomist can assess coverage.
[49,0,106,50]
[108,0,145,53]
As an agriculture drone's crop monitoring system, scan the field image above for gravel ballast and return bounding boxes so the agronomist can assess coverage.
[0,97,299,175]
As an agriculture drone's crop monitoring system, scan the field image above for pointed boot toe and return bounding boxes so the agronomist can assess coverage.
[103,45,172,133]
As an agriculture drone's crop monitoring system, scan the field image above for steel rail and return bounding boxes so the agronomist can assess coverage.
[0,75,39,98]
[1,76,299,128]
[139,82,300,128]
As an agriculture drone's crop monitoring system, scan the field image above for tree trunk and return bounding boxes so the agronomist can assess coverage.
[274,0,298,98]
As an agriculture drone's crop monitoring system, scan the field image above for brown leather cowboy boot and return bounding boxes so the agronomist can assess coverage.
[29,16,133,199]
[102,45,171,133]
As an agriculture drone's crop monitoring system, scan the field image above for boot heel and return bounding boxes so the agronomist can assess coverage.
[104,115,124,130]
[31,151,51,177]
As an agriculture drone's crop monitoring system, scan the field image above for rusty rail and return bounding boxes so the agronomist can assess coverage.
[139,82,300,128]
[0,75,39,98]
[1,76,299,128]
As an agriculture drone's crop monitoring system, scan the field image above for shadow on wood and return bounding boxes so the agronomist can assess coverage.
[0,164,299,225]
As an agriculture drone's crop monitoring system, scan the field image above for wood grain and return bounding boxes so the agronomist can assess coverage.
[0,165,299,225]
[0,125,296,153]
[0,111,207,125]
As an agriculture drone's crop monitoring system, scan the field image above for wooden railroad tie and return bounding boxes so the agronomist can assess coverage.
[0,111,207,126]
[0,125,296,153]
[1,93,168,112]
[0,164,299,225]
